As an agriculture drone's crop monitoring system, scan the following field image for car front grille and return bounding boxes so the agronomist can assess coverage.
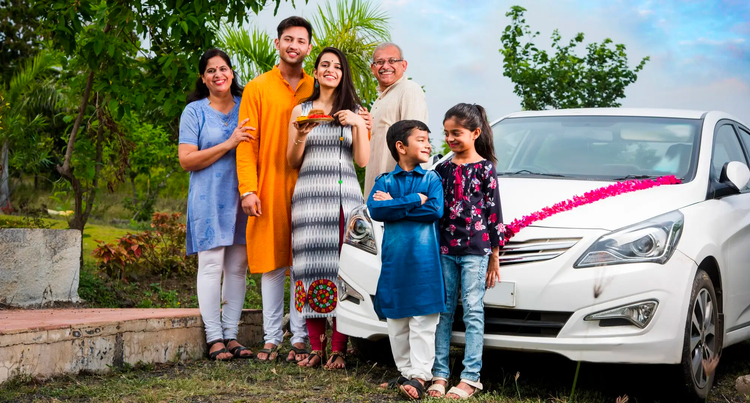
[498,237,581,265]
[453,305,573,337]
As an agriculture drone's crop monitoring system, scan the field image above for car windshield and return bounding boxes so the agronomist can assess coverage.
[492,116,701,181]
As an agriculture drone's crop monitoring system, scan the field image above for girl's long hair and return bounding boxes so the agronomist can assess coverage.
[304,47,362,124]
[186,48,244,104]
[444,103,497,164]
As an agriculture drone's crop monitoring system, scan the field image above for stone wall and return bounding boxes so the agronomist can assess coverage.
[0,229,82,307]
[0,309,263,384]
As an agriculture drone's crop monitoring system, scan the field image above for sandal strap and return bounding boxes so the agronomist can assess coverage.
[228,345,251,354]
[290,346,310,355]
[257,344,280,354]
[461,379,483,390]
[400,379,425,399]
[386,376,408,389]
[446,386,471,399]
[426,383,446,395]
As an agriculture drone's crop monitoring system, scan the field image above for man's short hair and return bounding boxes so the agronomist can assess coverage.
[277,16,313,41]
[386,120,430,161]
[373,42,403,60]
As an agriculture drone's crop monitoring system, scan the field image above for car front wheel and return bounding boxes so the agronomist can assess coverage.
[350,336,394,366]
[680,269,721,401]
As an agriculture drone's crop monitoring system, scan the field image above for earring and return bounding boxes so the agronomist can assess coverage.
[314,79,319,89]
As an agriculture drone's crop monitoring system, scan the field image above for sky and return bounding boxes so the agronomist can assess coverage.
[251,0,750,137]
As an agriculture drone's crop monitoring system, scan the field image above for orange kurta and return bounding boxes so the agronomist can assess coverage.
[237,66,314,274]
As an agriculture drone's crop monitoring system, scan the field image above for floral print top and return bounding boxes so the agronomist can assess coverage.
[435,159,505,256]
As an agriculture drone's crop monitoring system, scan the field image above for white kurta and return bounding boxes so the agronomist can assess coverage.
[364,76,429,196]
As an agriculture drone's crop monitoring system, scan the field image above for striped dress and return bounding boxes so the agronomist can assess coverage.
[291,101,364,319]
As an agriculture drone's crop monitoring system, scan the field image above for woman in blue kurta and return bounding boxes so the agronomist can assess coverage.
[178,49,253,361]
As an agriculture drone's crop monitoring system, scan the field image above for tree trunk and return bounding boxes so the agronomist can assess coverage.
[56,70,95,232]
[0,139,9,210]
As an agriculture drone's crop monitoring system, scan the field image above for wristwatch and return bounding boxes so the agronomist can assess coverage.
[241,191,256,199]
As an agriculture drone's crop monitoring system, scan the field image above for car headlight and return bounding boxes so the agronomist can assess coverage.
[344,205,377,255]
[574,210,683,268]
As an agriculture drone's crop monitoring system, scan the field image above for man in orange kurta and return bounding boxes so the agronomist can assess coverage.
[236,16,314,362]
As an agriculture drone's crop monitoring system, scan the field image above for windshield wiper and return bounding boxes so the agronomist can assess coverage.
[499,169,566,178]
[613,174,662,180]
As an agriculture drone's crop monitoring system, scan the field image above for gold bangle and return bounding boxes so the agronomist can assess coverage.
[294,138,305,146]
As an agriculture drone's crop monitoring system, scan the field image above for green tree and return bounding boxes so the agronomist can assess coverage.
[217,25,277,84]
[0,0,43,84]
[499,6,649,111]
[219,0,389,104]
[306,0,390,107]
[0,50,60,209]
[35,0,293,231]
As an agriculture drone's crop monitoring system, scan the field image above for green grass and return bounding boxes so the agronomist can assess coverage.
[3,339,750,402]
[0,214,133,263]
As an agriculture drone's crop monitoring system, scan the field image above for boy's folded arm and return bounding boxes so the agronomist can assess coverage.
[366,180,422,221]
[405,176,444,222]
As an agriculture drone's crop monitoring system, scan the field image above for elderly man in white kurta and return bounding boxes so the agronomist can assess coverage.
[363,42,429,196]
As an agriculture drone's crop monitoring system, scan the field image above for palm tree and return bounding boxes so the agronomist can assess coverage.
[0,50,61,209]
[215,0,390,103]
[307,0,390,106]
[216,25,277,85]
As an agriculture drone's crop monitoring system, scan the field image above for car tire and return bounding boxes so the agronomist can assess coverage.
[350,336,394,366]
[679,269,721,401]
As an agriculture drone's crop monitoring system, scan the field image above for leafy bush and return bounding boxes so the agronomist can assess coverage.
[92,212,196,279]
[0,214,52,229]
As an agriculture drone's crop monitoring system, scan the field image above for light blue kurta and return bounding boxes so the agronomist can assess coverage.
[179,96,247,255]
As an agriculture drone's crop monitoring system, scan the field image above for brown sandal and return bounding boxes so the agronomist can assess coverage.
[300,350,325,368]
[324,351,346,370]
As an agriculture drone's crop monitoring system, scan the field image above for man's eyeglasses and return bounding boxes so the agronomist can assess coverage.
[371,58,404,67]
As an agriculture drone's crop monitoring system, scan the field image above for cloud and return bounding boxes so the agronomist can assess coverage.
[243,0,750,136]
[679,37,746,46]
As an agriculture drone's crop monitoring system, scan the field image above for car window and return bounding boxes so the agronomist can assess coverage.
[738,126,750,161]
[711,124,747,178]
[492,116,700,181]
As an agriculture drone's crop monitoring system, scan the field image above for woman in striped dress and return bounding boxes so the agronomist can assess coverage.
[286,47,370,369]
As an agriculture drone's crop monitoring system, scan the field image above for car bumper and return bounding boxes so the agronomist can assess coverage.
[337,227,698,364]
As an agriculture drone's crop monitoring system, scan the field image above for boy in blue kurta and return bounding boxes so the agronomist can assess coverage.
[367,120,445,400]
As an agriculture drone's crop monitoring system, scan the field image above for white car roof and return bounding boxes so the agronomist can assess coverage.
[501,108,708,120]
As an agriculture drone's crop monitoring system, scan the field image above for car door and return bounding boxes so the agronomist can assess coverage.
[709,121,750,332]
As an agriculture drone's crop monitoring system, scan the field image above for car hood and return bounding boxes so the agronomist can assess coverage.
[498,177,698,231]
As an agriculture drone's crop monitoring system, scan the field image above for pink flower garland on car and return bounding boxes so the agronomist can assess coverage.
[501,175,682,242]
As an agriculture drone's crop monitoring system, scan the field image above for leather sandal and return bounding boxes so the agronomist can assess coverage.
[399,378,425,400]
[224,339,253,359]
[301,350,325,368]
[324,350,346,370]
[287,345,310,363]
[427,377,448,397]
[255,344,280,362]
[445,379,483,399]
[206,339,232,362]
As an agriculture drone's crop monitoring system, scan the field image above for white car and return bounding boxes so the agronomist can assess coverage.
[337,108,750,400]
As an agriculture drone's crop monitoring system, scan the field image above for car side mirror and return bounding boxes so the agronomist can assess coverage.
[720,161,750,191]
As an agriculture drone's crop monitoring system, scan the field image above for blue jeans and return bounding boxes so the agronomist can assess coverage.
[433,254,489,382]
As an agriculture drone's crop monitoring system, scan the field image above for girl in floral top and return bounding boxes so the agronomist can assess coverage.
[428,103,504,399]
